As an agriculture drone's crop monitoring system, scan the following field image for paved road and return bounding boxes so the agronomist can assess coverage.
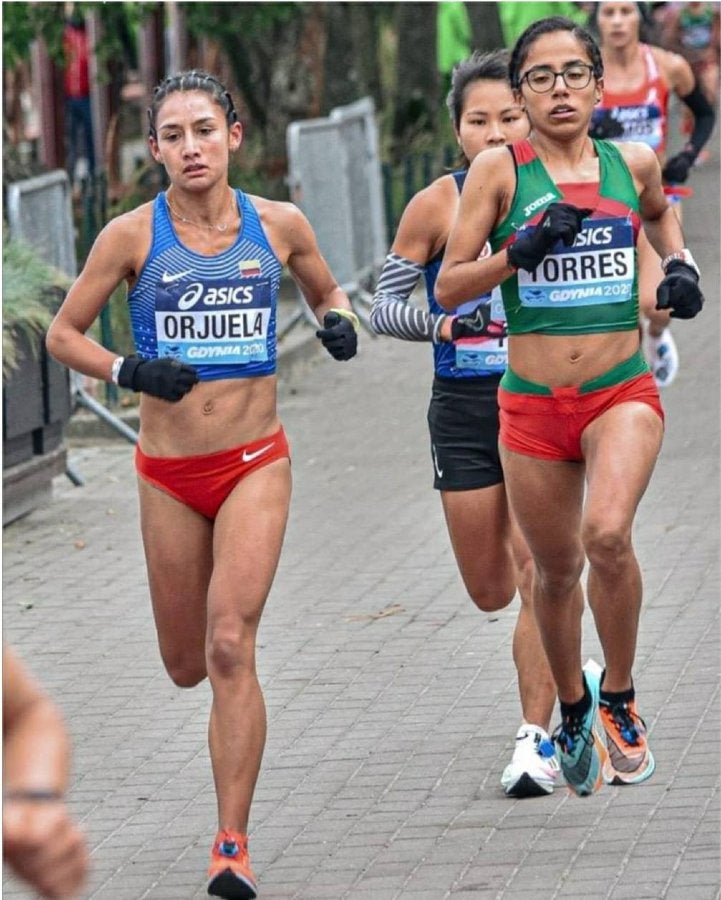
[3,146,719,899]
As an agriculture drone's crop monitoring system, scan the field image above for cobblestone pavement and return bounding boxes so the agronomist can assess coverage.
[3,149,719,899]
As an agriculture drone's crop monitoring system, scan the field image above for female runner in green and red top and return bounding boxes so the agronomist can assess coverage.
[436,16,705,797]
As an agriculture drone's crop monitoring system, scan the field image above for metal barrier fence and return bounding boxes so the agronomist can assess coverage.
[286,97,388,333]
[6,170,78,277]
[287,100,456,335]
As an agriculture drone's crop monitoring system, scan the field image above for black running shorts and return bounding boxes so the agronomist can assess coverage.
[426,373,503,492]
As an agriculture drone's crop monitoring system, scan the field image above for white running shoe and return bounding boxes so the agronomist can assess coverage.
[646,326,679,389]
[501,724,561,798]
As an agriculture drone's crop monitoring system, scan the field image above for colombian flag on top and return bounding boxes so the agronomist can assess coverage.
[238,259,262,277]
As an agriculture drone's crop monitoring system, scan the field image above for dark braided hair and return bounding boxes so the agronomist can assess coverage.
[147,70,239,139]
[446,49,512,132]
[509,17,604,91]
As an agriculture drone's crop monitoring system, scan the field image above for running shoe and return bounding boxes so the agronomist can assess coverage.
[501,723,561,797]
[646,326,679,389]
[207,830,257,900]
[599,685,655,786]
[552,659,608,797]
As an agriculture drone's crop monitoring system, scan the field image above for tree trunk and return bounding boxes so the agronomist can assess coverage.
[262,6,326,174]
[392,2,438,154]
[322,3,384,113]
[466,3,504,54]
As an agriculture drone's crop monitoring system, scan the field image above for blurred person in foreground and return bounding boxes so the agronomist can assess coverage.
[3,644,89,899]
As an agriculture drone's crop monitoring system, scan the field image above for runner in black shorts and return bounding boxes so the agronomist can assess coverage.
[371,51,559,798]
[428,374,503,490]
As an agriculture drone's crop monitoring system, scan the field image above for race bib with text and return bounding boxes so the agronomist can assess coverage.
[517,218,634,307]
[155,277,272,365]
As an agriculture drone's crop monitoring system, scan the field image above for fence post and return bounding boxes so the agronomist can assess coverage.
[80,173,116,404]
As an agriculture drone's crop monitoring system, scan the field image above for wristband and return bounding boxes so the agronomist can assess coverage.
[660,249,699,277]
[110,356,124,385]
[330,308,360,332]
[3,789,64,803]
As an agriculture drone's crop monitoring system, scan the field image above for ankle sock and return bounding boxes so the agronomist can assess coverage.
[560,679,591,720]
[600,669,635,706]
[600,685,634,706]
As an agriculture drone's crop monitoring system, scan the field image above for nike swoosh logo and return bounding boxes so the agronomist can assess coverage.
[242,443,274,463]
[161,269,193,284]
[432,445,443,479]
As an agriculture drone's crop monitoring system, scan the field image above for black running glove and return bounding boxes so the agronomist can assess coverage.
[118,356,198,401]
[507,203,593,272]
[451,303,507,341]
[662,149,695,185]
[315,310,358,361]
[588,109,625,141]
[655,260,704,319]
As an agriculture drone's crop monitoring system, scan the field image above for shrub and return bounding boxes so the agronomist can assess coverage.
[3,237,70,381]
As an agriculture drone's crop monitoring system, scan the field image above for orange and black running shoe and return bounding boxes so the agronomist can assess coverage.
[207,830,257,900]
[599,692,655,786]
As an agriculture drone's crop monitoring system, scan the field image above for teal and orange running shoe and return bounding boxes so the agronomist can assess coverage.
[599,686,655,786]
[552,659,608,797]
[207,830,257,900]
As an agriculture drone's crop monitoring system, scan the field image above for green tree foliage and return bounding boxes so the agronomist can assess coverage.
[2,2,65,68]
[2,2,149,80]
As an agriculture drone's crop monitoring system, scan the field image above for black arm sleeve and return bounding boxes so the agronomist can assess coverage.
[679,82,716,158]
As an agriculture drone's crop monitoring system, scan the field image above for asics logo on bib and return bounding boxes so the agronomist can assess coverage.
[177,283,256,310]
[523,192,556,218]
[573,226,613,247]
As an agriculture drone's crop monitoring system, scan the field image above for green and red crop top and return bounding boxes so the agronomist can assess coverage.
[489,139,641,336]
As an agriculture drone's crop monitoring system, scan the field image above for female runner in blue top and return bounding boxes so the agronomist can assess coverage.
[47,71,358,900]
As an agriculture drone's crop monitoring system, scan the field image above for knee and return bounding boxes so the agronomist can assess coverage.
[163,654,207,689]
[465,576,515,614]
[534,551,585,598]
[468,589,514,614]
[206,626,256,681]
[583,520,632,572]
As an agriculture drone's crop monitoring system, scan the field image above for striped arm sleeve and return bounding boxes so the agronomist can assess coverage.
[370,252,447,343]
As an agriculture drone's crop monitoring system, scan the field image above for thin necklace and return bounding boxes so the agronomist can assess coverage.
[166,191,237,233]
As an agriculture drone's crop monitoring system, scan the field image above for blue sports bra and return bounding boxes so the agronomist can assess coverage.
[127,190,283,381]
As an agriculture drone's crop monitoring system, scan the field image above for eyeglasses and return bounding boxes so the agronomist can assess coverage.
[519,64,595,93]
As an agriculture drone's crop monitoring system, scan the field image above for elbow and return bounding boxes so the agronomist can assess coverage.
[45,320,61,361]
[45,318,69,365]
[434,275,455,311]
[45,322,57,357]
